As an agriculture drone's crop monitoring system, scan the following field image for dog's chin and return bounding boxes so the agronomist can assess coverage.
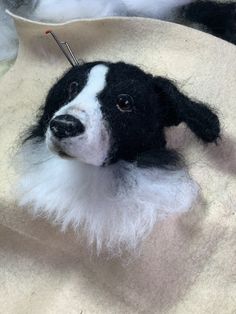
[46,133,110,166]
[49,145,74,160]
[46,138,96,165]
[46,137,74,160]
[57,150,74,159]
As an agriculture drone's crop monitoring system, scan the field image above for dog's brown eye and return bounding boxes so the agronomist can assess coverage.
[116,94,134,112]
[68,81,79,100]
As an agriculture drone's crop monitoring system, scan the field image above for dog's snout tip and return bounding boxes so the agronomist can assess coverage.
[50,114,85,139]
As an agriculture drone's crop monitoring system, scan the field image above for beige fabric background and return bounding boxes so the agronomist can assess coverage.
[0,12,236,314]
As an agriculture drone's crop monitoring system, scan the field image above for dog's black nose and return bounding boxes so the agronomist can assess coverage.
[50,114,85,139]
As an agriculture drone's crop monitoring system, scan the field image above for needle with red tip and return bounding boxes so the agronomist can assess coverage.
[45,30,79,67]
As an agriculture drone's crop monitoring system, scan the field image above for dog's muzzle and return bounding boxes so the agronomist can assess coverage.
[50,114,85,139]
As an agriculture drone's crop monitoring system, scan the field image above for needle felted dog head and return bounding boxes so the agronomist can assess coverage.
[27,61,220,167]
[17,61,220,254]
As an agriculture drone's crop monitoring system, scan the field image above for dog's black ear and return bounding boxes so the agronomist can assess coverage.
[153,77,220,143]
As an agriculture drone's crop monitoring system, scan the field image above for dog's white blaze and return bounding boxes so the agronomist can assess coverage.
[48,64,110,166]
[56,64,108,116]
[69,64,108,112]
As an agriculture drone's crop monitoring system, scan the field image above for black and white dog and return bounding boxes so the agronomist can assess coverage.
[16,61,220,253]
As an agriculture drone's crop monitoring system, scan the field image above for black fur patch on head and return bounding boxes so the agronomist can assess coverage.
[98,62,168,164]
[181,1,236,45]
[98,62,220,166]
[25,61,220,169]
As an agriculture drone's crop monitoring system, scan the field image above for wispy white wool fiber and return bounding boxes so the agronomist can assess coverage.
[123,0,192,19]
[33,0,127,21]
[0,0,194,61]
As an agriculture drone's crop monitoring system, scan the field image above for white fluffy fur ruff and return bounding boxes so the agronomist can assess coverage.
[15,140,198,254]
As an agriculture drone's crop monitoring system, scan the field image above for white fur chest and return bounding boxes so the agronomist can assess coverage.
[16,141,198,254]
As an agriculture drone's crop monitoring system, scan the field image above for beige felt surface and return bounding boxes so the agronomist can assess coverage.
[0,12,236,314]
[0,60,13,77]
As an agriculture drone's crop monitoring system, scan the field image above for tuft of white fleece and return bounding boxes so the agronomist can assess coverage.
[32,0,194,22]
[123,0,193,19]
[33,0,127,21]
[0,0,194,61]
[15,140,199,255]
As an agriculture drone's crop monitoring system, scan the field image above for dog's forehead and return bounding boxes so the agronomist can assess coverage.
[108,62,150,80]
[48,62,152,113]
[60,62,150,107]
[69,62,150,89]
[81,64,109,95]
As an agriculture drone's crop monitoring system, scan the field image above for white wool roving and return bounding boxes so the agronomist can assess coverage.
[123,0,193,19]
[16,141,199,255]
[0,0,194,61]
[33,0,193,22]
[33,0,127,21]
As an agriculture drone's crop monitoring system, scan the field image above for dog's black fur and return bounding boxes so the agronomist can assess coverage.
[181,0,236,45]
[25,61,220,168]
